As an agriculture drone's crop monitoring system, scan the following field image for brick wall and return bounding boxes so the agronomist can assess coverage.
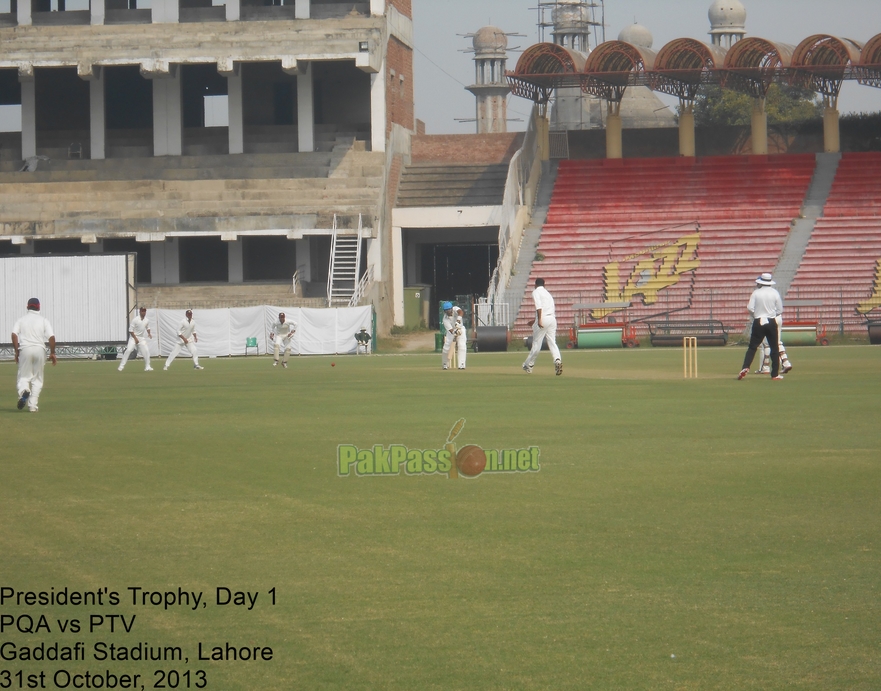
[386,36,414,134]
[411,132,525,164]
[388,0,411,18]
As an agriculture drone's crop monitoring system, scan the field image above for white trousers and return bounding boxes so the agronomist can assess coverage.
[273,337,293,363]
[442,328,467,368]
[524,315,561,368]
[119,337,151,370]
[16,345,46,409]
[165,340,199,368]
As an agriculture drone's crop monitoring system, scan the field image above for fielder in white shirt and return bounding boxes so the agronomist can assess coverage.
[441,301,466,370]
[739,273,784,380]
[118,307,153,372]
[270,312,296,368]
[523,278,563,375]
[11,297,57,413]
[164,310,203,370]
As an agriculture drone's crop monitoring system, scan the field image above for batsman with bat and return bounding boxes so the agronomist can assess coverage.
[441,301,467,370]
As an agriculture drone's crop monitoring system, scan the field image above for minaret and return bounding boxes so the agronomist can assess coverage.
[465,26,510,134]
[546,0,603,130]
[708,0,747,49]
[551,0,593,52]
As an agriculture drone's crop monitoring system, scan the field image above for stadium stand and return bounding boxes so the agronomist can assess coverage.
[786,152,881,334]
[513,154,816,339]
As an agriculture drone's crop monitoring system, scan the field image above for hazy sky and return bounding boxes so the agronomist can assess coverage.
[412,0,881,134]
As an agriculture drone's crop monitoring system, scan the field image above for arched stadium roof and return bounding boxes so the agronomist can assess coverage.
[790,35,863,97]
[507,31,881,104]
[650,39,727,100]
[858,33,881,87]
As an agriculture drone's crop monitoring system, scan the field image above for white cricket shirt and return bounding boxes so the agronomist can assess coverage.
[12,311,54,348]
[129,315,150,339]
[747,286,783,321]
[532,286,556,317]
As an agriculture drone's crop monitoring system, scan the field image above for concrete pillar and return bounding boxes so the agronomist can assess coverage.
[90,78,106,160]
[678,107,695,158]
[151,239,179,284]
[823,105,840,154]
[227,71,244,155]
[152,0,178,23]
[750,98,768,156]
[370,60,386,153]
[369,0,383,16]
[20,79,36,159]
[225,0,240,21]
[295,238,311,281]
[89,239,104,253]
[296,63,314,153]
[227,239,243,283]
[605,110,623,160]
[536,109,549,161]
[17,0,31,26]
[91,0,105,24]
[392,225,404,326]
[153,74,183,156]
[294,0,309,19]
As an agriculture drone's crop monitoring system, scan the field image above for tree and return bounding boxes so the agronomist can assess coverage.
[690,83,821,128]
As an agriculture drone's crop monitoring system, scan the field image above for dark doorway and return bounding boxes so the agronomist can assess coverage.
[422,243,498,325]
[179,236,228,283]
[243,236,297,281]
[104,238,152,284]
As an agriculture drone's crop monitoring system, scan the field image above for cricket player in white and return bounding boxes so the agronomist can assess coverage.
[118,307,153,371]
[441,301,466,370]
[11,297,57,413]
[164,310,203,370]
[270,312,296,368]
[523,278,563,375]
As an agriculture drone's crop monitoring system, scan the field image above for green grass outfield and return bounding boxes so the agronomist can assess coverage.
[2,345,880,690]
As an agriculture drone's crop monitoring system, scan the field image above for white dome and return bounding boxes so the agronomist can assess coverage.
[618,23,653,49]
[708,0,746,30]
[472,26,508,55]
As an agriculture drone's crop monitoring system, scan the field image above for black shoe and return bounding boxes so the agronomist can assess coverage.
[17,390,29,410]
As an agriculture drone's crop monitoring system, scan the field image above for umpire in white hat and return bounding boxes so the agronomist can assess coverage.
[738,273,784,380]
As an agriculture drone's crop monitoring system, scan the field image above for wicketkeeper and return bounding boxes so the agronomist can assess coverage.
[441,301,466,370]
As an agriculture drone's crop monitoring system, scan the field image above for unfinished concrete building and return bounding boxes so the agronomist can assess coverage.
[0,0,414,325]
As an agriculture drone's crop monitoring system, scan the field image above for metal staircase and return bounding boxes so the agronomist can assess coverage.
[326,214,363,307]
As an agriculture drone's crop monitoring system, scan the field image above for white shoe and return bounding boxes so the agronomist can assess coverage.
[273,361,278,367]
[29,406,38,413]
[117,366,123,372]
[163,366,169,371]
[194,365,204,370]
[145,367,154,371]
[782,361,792,374]
[458,366,465,370]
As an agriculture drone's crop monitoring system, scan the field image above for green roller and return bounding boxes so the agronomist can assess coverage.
[781,326,816,346]
[577,328,623,348]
